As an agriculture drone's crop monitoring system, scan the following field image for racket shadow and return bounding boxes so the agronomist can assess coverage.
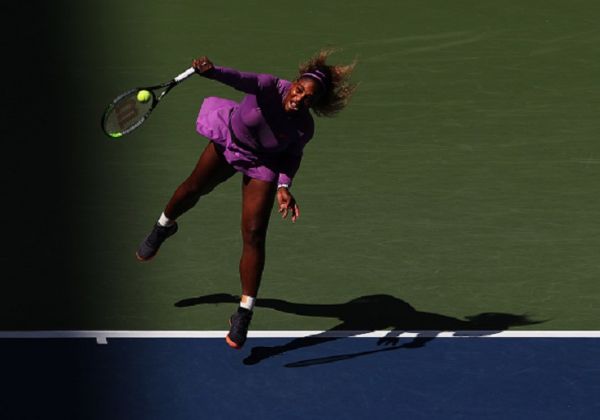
[283,338,430,368]
[174,293,545,367]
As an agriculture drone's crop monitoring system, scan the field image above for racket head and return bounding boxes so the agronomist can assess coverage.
[101,88,158,138]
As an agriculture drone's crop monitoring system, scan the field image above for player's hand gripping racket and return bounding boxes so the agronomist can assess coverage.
[101,67,196,138]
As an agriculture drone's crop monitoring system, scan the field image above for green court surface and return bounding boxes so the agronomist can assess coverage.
[2,0,599,331]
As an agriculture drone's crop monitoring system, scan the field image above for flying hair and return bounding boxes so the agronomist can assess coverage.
[297,48,357,117]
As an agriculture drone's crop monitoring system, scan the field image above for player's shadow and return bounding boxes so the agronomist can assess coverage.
[175,293,544,367]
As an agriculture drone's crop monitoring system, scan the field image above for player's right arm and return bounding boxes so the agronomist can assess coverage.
[193,56,276,94]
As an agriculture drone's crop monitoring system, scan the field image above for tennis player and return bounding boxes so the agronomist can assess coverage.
[136,49,356,349]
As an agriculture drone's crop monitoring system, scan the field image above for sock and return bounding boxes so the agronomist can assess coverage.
[158,212,175,227]
[239,295,256,311]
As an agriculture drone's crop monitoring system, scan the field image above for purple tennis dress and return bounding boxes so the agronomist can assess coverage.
[195,66,314,186]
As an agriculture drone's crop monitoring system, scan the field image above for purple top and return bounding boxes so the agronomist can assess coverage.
[195,66,314,187]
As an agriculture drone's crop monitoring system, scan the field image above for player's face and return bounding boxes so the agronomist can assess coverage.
[284,78,322,113]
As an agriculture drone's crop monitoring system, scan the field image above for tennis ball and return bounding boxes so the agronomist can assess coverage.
[137,90,151,103]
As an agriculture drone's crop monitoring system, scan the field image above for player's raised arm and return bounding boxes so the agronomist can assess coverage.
[193,56,274,95]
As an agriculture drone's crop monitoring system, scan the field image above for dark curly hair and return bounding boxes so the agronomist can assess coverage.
[297,48,357,117]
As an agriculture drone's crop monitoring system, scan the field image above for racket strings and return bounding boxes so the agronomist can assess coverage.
[102,90,155,137]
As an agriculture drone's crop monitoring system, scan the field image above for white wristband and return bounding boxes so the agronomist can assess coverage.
[277,183,290,189]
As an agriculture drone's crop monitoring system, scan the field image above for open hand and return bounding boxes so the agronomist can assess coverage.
[277,187,300,223]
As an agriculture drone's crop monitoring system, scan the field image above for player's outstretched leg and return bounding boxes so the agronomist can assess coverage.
[136,142,235,262]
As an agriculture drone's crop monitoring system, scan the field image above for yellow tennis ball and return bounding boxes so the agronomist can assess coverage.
[137,90,151,103]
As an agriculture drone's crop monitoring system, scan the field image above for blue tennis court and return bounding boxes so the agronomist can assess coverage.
[2,336,599,419]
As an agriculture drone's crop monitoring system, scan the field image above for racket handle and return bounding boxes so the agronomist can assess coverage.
[174,67,196,83]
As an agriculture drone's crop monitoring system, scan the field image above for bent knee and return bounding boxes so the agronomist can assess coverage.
[181,178,215,197]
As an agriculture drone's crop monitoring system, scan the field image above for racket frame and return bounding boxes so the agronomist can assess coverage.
[101,67,196,138]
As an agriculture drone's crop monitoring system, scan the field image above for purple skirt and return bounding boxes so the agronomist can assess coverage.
[196,97,279,183]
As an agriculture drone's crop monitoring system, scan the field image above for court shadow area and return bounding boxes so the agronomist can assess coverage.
[175,293,544,367]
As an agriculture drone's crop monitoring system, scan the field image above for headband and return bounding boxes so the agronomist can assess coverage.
[301,69,329,91]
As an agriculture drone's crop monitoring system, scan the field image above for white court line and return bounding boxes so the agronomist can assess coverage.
[1,330,600,345]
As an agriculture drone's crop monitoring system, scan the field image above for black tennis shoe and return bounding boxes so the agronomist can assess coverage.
[135,222,178,261]
[226,307,253,349]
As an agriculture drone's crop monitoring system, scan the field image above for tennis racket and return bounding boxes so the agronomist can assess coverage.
[101,67,196,138]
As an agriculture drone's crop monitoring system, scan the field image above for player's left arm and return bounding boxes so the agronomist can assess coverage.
[276,121,314,222]
[276,150,307,223]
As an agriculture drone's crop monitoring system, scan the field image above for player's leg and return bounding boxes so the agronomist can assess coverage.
[163,141,236,219]
[226,175,277,349]
[239,176,277,297]
[136,142,236,261]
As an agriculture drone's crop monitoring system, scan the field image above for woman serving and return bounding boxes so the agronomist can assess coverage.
[136,49,356,349]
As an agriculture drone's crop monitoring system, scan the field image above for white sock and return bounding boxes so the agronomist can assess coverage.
[158,212,175,227]
[240,295,256,311]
